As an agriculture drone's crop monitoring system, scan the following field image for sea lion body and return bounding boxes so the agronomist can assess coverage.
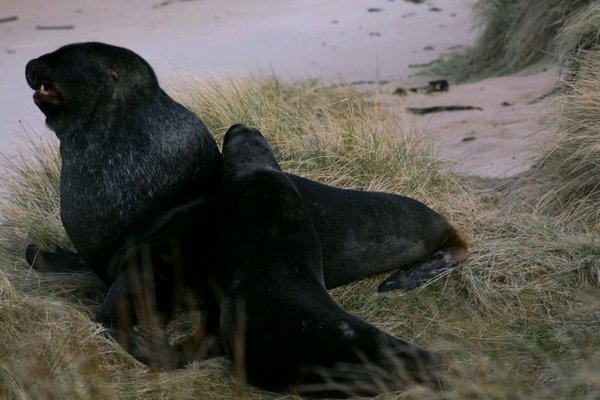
[25,43,466,293]
[24,42,466,369]
[213,125,443,396]
[25,42,222,367]
[25,42,222,284]
[288,175,467,289]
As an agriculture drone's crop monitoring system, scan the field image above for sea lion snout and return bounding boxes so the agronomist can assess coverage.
[25,58,51,90]
[222,124,263,150]
[226,123,253,136]
[25,58,64,110]
[222,124,280,171]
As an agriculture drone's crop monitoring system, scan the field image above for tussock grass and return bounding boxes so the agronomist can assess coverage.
[527,49,600,228]
[178,78,449,201]
[1,76,599,398]
[556,3,600,66]
[425,0,598,81]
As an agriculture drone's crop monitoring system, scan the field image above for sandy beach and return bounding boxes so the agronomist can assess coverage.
[1,0,555,177]
[2,1,473,152]
[377,63,559,177]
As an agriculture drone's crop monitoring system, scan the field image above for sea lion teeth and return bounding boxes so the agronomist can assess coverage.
[38,83,57,97]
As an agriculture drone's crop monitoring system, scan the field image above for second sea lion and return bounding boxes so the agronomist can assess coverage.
[211,124,444,396]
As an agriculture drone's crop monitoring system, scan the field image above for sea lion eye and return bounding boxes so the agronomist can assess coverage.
[109,69,119,80]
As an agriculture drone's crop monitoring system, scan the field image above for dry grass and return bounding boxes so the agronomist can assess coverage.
[1,76,599,399]
[176,77,449,201]
[555,3,600,67]
[519,49,600,229]
[425,0,598,82]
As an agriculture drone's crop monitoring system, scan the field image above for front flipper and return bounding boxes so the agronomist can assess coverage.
[25,244,88,273]
[96,272,186,370]
[173,317,224,362]
[97,266,221,369]
[378,247,468,292]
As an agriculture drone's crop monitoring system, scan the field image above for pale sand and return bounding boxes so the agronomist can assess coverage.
[375,63,559,177]
[0,0,558,178]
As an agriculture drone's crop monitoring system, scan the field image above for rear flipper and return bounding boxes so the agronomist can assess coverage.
[296,341,447,397]
[25,244,88,273]
[378,245,468,292]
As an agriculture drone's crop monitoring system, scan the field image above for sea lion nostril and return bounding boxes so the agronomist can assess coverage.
[25,59,45,89]
[25,59,56,89]
[25,61,35,87]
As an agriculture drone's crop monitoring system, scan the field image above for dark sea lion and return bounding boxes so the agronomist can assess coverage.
[95,198,222,367]
[211,124,444,397]
[24,42,466,368]
[286,175,468,291]
[25,42,467,294]
[25,42,222,367]
[25,42,221,282]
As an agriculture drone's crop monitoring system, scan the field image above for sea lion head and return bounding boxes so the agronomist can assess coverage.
[25,42,160,137]
[221,124,281,174]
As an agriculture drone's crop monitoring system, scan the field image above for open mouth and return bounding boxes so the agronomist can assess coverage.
[25,59,64,107]
[32,81,63,106]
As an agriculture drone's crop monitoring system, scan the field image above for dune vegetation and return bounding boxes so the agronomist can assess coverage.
[425,0,600,82]
[1,64,599,398]
[1,2,600,398]
[531,49,600,228]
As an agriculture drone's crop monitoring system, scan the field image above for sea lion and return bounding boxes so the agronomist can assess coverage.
[286,175,468,291]
[212,124,444,396]
[25,42,223,367]
[25,44,466,293]
[25,42,221,283]
[24,42,467,367]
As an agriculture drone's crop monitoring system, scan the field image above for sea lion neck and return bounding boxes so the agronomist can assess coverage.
[57,87,168,153]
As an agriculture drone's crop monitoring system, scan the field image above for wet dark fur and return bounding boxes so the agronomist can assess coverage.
[25,42,222,367]
[24,42,467,368]
[26,42,221,283]
[25,44,466,292]
[212,125,444,397]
